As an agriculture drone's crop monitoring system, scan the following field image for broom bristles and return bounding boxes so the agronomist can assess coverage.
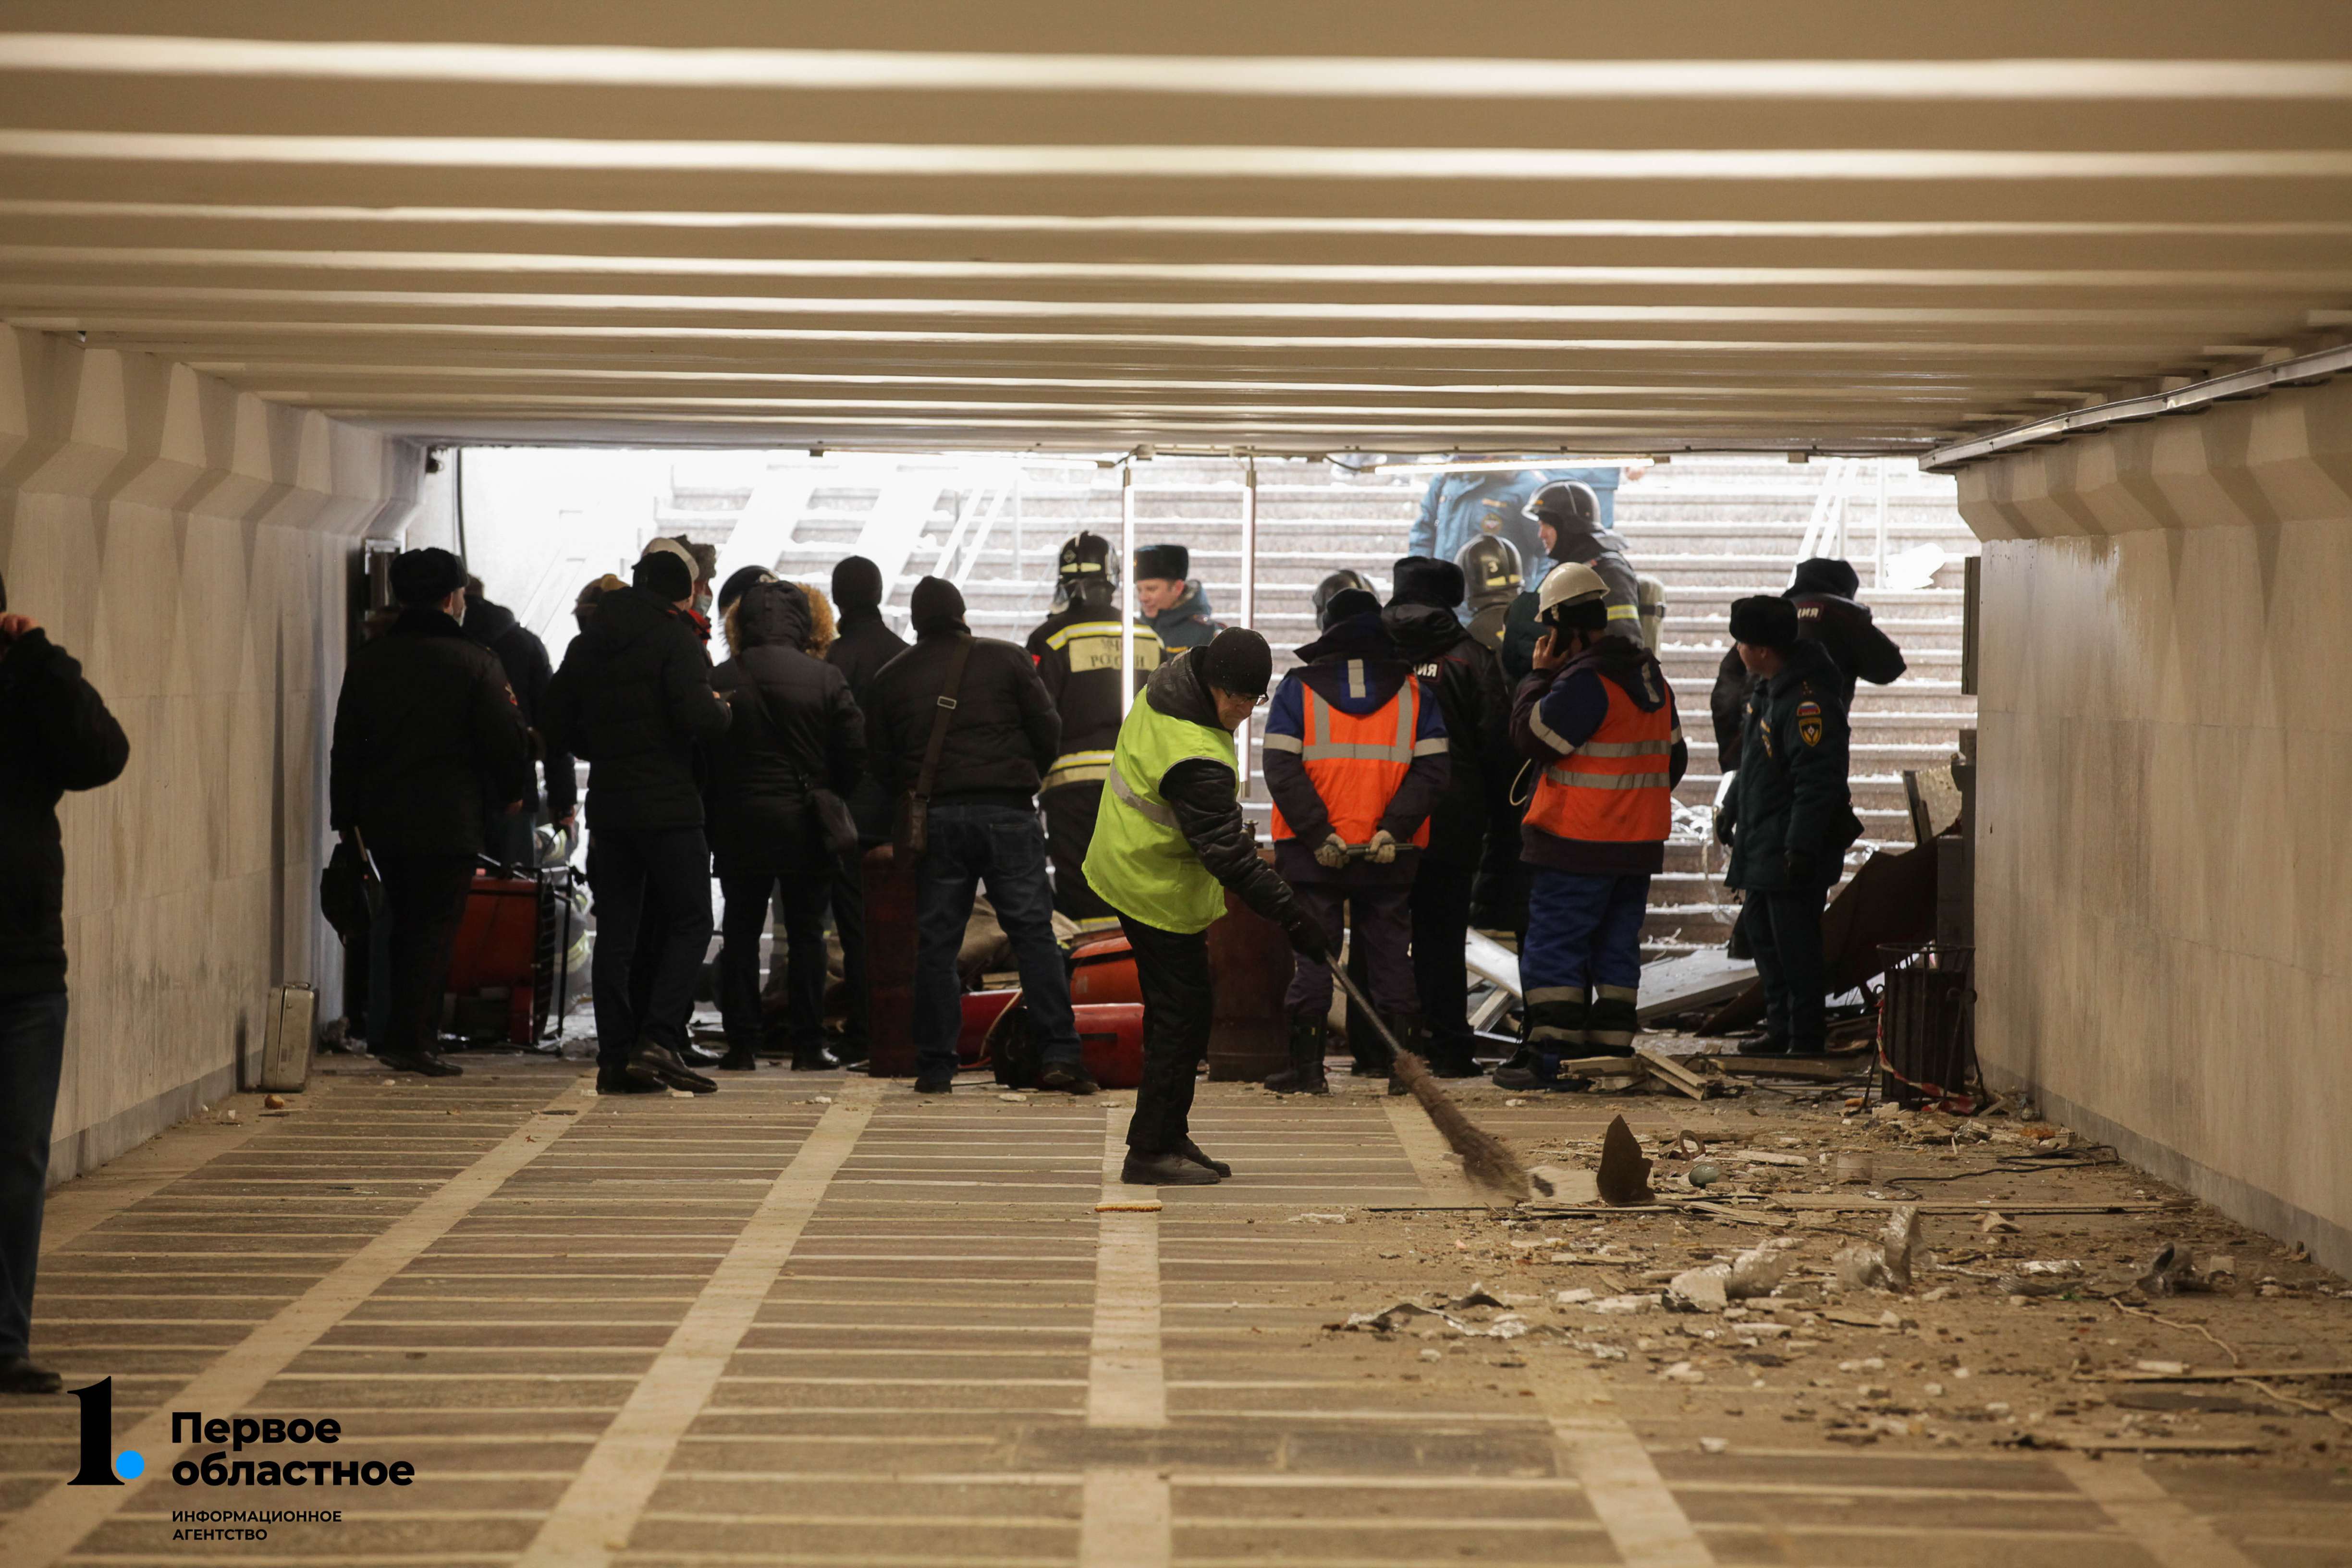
[1388,1042,1531,1200]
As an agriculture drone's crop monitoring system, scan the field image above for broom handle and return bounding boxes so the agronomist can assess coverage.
[1327,963,1409,1063]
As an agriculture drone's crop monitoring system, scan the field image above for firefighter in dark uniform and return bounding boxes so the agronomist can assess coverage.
[1027,532,1164,932]
[1457,532,1522,652]
[1720,596,1863,1057]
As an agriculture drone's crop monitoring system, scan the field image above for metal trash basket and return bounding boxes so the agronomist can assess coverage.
[1876,944,1976,1110]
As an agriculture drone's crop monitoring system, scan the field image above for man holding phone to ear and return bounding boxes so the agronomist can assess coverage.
[1496,563,1686,1090]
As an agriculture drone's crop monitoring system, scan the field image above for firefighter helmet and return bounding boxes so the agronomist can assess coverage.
[1455,534,1522,612]
[1524,479,1601,529]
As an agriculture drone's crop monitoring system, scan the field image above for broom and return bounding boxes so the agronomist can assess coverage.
[1329,963,1530,1201]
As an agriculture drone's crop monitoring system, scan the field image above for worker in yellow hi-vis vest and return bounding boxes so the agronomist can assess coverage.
[1085,630,1328,1188]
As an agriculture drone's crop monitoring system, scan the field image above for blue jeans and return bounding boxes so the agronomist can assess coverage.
[0,991,69,1359]
[587,826,713,1068]
[1523,870,1650,1058]
[912,804,1079,1080]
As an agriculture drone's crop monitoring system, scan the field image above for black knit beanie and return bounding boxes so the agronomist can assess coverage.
[832,554,884,612]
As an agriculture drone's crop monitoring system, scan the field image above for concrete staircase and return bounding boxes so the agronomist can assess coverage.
[655,451,1977,957]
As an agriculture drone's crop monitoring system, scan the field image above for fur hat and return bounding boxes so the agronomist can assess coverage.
[1729,594,1801,648]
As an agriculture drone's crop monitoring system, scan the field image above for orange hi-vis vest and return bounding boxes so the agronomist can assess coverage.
[1526,677,1678,844]
[1268,678,1434,848]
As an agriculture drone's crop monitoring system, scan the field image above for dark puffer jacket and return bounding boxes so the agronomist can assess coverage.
[0,628,130,997]
[541,585,732,830]
[709,582,865,874]
[330,608,535,856]
[866,620,1059,808]
[464,592,575,817]
[1383,600,1509,866]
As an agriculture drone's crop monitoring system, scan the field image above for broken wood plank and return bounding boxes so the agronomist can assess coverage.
[1635,1046,1718,1101]
[1702,1054,1866,1081]
[2086,1365,2352,1384]
[1767,1196,2175,1214]
[2029,1433,2270,1454]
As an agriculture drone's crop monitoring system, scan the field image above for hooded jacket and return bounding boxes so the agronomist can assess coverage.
[1142,579,1224,650]
[464,593,575,817]
[1382,599,1508,865]
[1135,651,1309,930]
[865,619,1059,808]
[1262,612,1450,886]
[1724,639,1864,892]
[709,581,866,874]
[1510,635,1688,876]
[1710,558,1908,770]
[541,585,732,831]
[1028,581,1164,783]
[0,627,130,997]
[330,607,536,858]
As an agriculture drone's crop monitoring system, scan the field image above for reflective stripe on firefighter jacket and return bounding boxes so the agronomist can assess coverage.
[1264,675,1441,848]
[1525,676,1679,845]
[1033,618,1162,791]
[1082,690,1237,934]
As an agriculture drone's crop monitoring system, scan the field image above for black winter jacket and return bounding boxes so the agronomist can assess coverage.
[541,586,732,831]
[1710,574,1908,771]
[330,609,535,858]
[866,622,1059,809]
[0,629,130,997]
[1723,640,1863,892]
[709,582,865,874]
[464,594,575,817]
[1027,585,1162,787]
[827,606,907,710]
[1145,652,1308,933]
[825,605,908,842]
[1384,600,1509,865]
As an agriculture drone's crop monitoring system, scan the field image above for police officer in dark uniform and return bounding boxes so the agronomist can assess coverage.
[1027,533,1164,932]
[1710,557,1906,776]
[1720,597,1863,1057]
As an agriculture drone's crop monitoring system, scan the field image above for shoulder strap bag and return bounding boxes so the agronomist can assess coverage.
[737,671,862,862]
[892,634,973,865]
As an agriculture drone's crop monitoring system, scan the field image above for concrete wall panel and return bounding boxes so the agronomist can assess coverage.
[0,328,416,1186]
[1965,374,2352,1272]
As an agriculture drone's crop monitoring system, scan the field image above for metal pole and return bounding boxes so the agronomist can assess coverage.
[1119,463,1137,715]
[1011,465,1022,582]
[1237,458,1258,793]
[1873,459,1889,589]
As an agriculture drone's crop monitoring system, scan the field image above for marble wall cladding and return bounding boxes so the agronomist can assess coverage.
[1960,374,2352,1271]
[0,328,416,1183]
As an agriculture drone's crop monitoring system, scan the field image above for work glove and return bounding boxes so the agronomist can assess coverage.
[1313,833,1351,870]
[1283,910,1333,963]
[1784,849,1819,886]
[1365,828,1398,865]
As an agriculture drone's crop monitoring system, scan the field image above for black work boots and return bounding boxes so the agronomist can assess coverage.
[1264,1014,1330,1095]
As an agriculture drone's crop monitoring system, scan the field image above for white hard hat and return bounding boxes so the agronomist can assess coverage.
[1536,561,1609,627]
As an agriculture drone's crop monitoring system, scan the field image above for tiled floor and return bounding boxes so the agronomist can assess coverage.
[7,1056,2347,1567]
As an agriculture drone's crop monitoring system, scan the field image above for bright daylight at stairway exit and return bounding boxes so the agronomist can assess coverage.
[3,7,2351,1568]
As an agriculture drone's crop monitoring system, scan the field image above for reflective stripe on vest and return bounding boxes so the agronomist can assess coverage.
[1083,693,1236,935]
[1043,747,1117,792]
[1525,676,1677,845]
[1268,673,1434,848]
